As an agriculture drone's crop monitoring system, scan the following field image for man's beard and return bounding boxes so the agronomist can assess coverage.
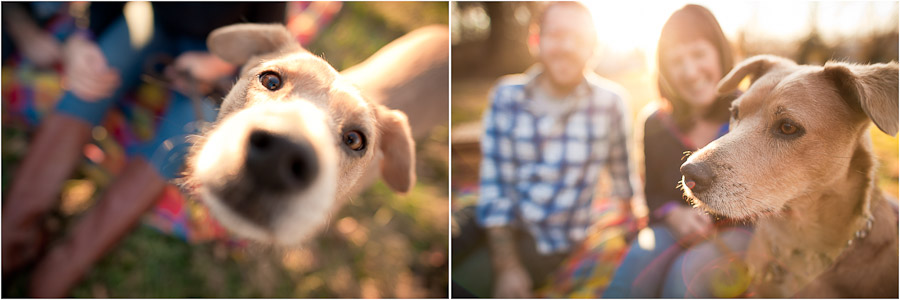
[542,52,585,92]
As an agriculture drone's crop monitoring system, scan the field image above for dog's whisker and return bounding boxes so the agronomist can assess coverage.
[681,151,693,162]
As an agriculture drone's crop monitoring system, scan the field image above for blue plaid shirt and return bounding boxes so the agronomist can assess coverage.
[477,66,635,254]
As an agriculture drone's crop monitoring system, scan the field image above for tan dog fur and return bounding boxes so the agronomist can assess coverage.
[681,55,898,297]
[187,24,415,245]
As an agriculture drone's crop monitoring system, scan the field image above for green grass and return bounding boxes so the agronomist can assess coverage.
[309,2,449,71]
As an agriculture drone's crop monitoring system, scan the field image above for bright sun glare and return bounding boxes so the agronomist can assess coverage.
[583,1,682,55]
[581,0,898,66]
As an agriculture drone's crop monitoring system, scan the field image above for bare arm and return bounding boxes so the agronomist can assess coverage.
[487,226,532,298]
[2,4,39,40]
[486,227,523,271]
[2,3,62,68]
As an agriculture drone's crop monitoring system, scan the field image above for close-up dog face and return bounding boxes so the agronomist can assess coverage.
[681,55,898,220]
[188,24,415,245]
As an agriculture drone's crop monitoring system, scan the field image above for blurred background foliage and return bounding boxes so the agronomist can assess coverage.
[2,1,448,298]
[451,1,899,212]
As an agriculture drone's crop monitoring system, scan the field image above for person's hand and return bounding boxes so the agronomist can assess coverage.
[165,51,236,96]
[614,197,641,231]
[17,28,62,68]
[493,264,532,298]
[3,3,62,68]
[62,34,120,101]
[617,198,634,217]
[663,205,713,246]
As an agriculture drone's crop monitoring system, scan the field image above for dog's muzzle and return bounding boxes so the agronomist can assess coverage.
[193,100,338,241]
[245,130,318,192]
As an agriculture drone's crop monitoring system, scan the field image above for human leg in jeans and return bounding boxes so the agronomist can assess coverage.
[2,16,168,274]
[29,91,217,297]
[602,225,683,298]
[660,227,753,298]
[603,225,753,298]
[26,34,219,297]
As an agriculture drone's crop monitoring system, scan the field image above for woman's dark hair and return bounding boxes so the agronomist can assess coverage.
[656,4,735,131]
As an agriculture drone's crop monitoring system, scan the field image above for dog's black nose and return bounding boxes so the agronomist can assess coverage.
[681,162,715,193]
[246,130,318,191]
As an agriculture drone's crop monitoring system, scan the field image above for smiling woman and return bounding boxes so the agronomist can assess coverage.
[600,4,750,297]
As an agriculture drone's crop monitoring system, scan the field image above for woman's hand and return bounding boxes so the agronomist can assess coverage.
[3,3,62,68]
[62,35,121,101]
[664,205,713,246]
[165,51,236,96]
[18,29,62,68]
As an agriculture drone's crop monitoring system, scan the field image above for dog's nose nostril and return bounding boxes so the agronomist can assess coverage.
[288,154,315,183]
[249,131,272,150]
[246,130,319,191]
[681,162,715,193]
[290,159,304,179]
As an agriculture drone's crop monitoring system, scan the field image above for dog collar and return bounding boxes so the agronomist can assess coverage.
[762,215,874,284]
[845,215,874,247]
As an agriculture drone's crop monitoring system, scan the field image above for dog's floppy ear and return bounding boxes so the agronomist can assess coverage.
[207,23,302,66]
[718,55,795,94]
[823,61,899,136]
[375,105,416,193]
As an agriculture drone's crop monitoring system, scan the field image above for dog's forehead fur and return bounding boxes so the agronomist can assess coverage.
[236,51,377,135]
[253,52,338,97]
[735,66,858,135]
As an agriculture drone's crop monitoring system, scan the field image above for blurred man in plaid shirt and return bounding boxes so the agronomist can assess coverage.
[452,2,636,298]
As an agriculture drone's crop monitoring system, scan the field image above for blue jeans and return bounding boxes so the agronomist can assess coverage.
[603,225,753,298]
[55,16,217,179]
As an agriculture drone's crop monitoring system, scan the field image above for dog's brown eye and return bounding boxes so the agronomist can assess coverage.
[779,122,798,135]
[343,130,366,151]
[259,72,282,91]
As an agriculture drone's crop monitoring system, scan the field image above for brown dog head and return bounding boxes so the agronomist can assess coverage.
[680,54,898,220]
[187,24,415,245]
